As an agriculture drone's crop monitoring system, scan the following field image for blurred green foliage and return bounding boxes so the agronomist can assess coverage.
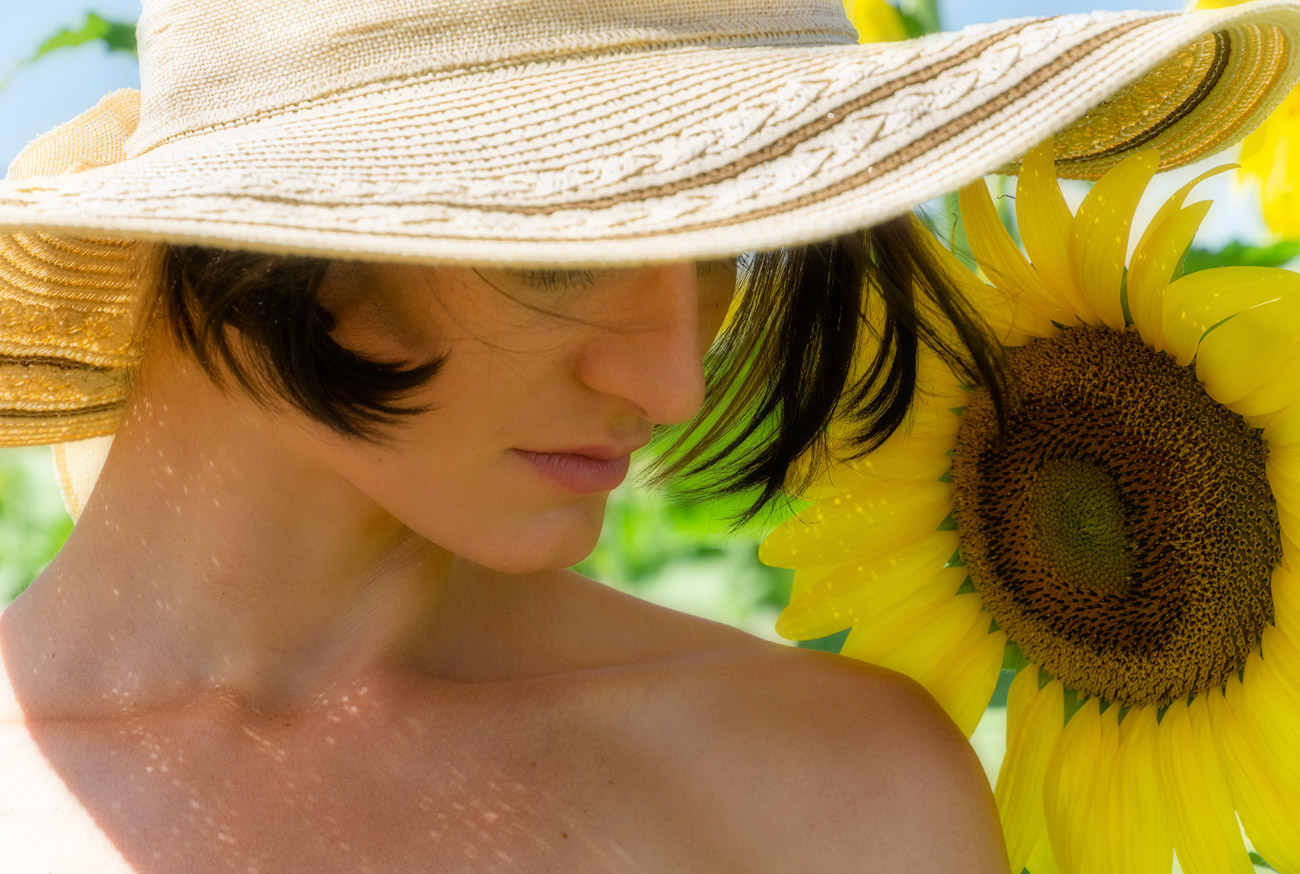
[0,448,72,604]
[895,0,942,38]
[2,12,136,88]
[1184,240,1300,273]
[575,482,793,640]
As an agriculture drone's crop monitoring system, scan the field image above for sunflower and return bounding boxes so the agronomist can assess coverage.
[1194,0,1300,238]
[761,141,1300,874]
[843,0,908,43]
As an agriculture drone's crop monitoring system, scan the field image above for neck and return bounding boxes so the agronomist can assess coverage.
[5,341,462,719]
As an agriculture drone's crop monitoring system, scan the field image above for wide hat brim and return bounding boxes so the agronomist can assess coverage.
[1,2,1300,451]
[4,5,1300,266]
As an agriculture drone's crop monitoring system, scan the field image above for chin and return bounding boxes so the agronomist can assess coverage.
[468,535,600,575]
[450,503,607,575]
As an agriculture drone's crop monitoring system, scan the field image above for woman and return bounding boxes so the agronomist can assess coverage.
[0,0,1297,871]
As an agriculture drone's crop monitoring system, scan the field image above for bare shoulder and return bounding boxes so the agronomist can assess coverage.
[617,642,1010,874]
[487,566,764,671]
[494,572,1008,871]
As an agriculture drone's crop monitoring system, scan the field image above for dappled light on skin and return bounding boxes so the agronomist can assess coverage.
[2,667,636,874]
[1,247,986,872]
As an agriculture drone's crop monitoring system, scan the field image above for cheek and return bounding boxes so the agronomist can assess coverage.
[369,450,611,572]
[310,364,611,572]
[699,267,740,347]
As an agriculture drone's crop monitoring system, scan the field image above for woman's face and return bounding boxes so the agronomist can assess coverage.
[301,259,737,572]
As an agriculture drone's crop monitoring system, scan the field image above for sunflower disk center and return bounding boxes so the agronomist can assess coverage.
[951,326,1280,707]
[1027,460,1132,597]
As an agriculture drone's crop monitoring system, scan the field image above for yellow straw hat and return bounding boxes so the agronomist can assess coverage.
[3,0,1300,487]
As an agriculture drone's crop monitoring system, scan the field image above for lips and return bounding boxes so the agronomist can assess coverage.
[513,446,638,493]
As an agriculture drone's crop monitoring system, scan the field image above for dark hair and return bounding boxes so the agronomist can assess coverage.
[161,218,1002,518]
[161,247,444,438]
[650,218,1003,519]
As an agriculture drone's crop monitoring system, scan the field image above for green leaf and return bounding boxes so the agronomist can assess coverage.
[2,12,137,89]
[1183,240,1300,273]
[989,668,1016,707]
[897,0,941,37]
[1061,686,1087,723]
[797,628,850,653]
[34,12,136,57]
[1002,642,1031,672]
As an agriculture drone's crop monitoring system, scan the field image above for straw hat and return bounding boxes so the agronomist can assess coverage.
[3,0,1300,508]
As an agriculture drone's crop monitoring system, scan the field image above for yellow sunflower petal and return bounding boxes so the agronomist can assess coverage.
[811,420,960,504]
[844,0,908,42]
[1230,347,1300,418]
[810,431,956,494]
[1194,294,1300,406]
[1129,200,1213,353]
[914,219,1046,347]
[1044,698,1103,874]
[849,593,1003,737]
[1264,403,1300,450]
[1075,704,1123,874]
[996,667,1065,874]
[1287,531,1300,574]
[1070,150,1160,331]
[1026,837,1063,874]
[1162,267,1300,368]
[809,359,963,499]
[786,562,834,604]
[1129,165,1231,353]
[870,390,965,446]
[953,276,1041,348]
[1270,563,1300,645]
[1018,141,1092,323]
[777,530,959,640]
[1238,650,1300,787]
[759,478,950,568]
[917,622,1005,738]
[1264,627,1300,704]
[845,438,955,483]
[1240,87,1300,238]
[839,577,973,666]
[1103,705,1173,874]
[1212,681,1300,874]
[958,177,1064,332]
[1156,697,1254,874]
[1266,453,1300,556]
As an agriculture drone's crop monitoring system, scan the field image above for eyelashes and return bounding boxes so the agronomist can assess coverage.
[517,268,597,292]
[515,256,746,292]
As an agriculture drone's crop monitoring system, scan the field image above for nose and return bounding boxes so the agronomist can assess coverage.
[574,263,709,426]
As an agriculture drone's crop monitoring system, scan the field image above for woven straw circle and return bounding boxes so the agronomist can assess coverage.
[2,0,1300,463]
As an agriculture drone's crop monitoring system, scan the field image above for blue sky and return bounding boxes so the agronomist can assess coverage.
[0,0,1264,248]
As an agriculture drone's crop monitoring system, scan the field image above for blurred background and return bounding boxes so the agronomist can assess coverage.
[0,0,1284,812]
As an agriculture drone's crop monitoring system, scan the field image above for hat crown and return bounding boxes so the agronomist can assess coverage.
[129,0,858,157]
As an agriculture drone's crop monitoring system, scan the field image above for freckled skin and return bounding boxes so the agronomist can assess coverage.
[0,261,1008,873]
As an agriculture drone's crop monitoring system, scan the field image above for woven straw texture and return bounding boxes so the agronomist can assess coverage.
[1,0,1300,452]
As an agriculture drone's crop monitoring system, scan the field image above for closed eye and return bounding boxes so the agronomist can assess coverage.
[516,268,597,292]
[699,253,751,278]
